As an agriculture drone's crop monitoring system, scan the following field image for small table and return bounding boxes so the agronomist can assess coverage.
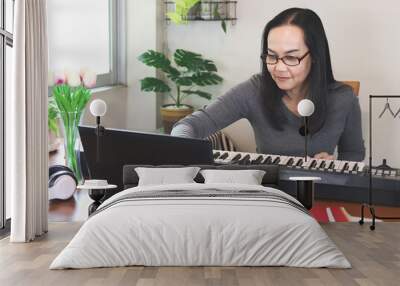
[289,177,321,210]
[77,184,117,215]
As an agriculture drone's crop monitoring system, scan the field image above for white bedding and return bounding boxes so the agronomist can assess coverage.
[50,183,351,269]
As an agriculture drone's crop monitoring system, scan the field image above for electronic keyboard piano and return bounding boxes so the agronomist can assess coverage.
[213,150,400,192]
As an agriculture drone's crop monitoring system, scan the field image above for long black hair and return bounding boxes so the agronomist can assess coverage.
[260,8,335,133]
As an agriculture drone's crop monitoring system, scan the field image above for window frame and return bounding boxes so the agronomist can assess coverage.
[73,0,126,88]
[0,0,13,231]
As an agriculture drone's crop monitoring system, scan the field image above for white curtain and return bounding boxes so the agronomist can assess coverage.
[7,0,48,242]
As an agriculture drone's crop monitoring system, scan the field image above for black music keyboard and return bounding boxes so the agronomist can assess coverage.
[213,150,400,192]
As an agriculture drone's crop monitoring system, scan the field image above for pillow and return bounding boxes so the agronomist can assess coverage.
[135,167,201,186]
[200,169,266,185]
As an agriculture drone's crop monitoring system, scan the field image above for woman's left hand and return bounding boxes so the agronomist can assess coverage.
[313,152,335,160]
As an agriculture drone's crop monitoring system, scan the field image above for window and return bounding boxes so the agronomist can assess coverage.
[1,0,14,231]
[47,0,126,87]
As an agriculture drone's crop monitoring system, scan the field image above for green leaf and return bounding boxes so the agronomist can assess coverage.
[191,72,223,86]
[174,49,217,72]
[49,120,59,135]
[221,20,227,34]
[167,12,184,24]
[213,4,221,19]
[138,50,180,77]
[140,77,171,93]
[202,60,217,72]
[138,50,171,70]
[181,89,212,100]
[48,97,60,135]
[175,76,193,86]
[167,0,200,24]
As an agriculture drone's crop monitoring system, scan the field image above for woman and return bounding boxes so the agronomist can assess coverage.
[171,8,365,162]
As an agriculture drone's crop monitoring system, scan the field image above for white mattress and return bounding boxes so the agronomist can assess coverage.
[50,183,351,269]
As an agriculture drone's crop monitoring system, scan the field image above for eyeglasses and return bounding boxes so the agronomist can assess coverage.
[261,51,310,66]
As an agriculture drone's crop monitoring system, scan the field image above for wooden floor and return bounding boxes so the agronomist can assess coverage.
[1,222,400,286]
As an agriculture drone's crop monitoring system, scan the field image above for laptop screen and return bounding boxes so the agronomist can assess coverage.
[79,126,214,190]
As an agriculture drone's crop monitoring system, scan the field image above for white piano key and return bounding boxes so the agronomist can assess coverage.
[278,156,289,165]
[312,159,324,169]
[301,158,315,169]
[321,159,333,170]
[248,153,262,161]
[334,160,346,172]
[291,157,302,167]
[345,161,357,173]
[357,162,365,172]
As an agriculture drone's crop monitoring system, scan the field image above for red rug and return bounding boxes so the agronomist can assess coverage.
[311,205,350,222]
[310,203,384,223]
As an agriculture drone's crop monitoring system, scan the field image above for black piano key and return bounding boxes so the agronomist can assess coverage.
[219,152,229,160]
[296,159,303,167]
[231,153,242,163]
[319,161,326,170]
[251,155,264,164]
[327,161,334,171]
[238,154,251,165]
[343,162,349,172]
[263,156,272,164]
[309,159,317,169]
[352,163,359,173]
[213,152,221,159]
[272,157,281,164]
[286,158,294,166]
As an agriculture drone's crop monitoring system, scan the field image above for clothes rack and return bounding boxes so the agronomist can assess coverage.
[359,95,400,230]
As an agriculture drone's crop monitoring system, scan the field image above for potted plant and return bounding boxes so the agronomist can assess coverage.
[138,49,223,134]
[167,0,228,33]
[167,0,200,24]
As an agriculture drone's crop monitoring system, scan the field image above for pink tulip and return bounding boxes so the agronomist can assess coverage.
[82,70,97,88]
[79,67,88,80]
[66,71,81,87]
[53,71,66,85]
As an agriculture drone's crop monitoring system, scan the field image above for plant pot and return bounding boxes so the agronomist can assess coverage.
[59,111,84,183]
[160,104,193,134]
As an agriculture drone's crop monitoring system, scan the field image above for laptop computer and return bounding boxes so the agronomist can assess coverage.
[79,125,214,191]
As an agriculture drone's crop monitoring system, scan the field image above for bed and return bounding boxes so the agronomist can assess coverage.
[50,164,350,269]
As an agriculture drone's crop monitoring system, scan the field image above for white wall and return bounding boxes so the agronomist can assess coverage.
[125,0,165,131]
[81,86,128,129]
[166,0,400,166]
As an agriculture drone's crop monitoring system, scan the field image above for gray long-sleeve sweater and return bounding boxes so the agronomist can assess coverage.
[171,74,366,162]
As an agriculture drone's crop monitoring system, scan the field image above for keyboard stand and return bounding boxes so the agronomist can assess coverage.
[289,176,321,210]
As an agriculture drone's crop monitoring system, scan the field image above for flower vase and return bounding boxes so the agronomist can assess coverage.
[60,111,83,183]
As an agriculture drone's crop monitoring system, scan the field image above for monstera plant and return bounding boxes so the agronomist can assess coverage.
[138,49,223,133]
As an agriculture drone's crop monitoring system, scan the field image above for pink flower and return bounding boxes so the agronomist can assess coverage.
[53,71,66,85]
[66,71,81,87]
[81,69,97,88]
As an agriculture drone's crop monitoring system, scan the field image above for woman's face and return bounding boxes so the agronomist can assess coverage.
[266,25,312,94]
